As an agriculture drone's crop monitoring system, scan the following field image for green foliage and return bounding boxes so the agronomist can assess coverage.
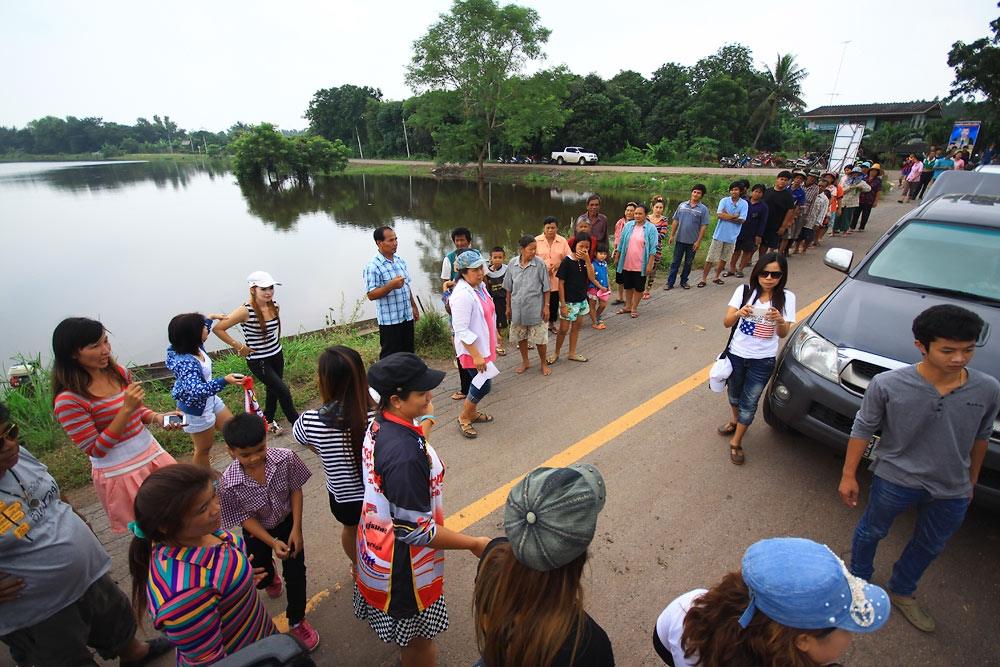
[947,6,1000,139]
[231,123,348,185]
[305,84,383,152]
[863,122,922,163]
[406,0,563,178]
[751,54,808,149]
[415,310,453,358]
[779,117,829,153]
[682,76,747,154]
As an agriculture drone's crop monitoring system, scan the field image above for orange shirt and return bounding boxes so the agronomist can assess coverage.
[534,233,570,291]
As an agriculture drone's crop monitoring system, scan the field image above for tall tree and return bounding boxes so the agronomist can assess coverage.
[682,76,748,153]
[305,84,382,153]
[406,0,560,180]
[947,5,1000,138]
[751,53,807,149]
[644,63,692,143]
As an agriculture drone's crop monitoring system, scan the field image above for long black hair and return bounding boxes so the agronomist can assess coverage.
[51,317,124,399]
[748,252,788,315]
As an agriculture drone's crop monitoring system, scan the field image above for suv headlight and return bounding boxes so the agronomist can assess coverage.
[791,325,840,383]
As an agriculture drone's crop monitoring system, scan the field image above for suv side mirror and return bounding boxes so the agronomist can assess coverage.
[824,248,854,273]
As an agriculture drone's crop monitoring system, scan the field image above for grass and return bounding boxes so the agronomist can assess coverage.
[2,311,452,491]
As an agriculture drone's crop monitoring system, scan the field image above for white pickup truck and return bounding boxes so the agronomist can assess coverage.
[550,146,598,165]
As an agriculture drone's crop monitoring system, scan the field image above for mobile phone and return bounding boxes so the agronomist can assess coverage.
[231,374,245,380]
[164,414,187,427]
[752,305,769,319]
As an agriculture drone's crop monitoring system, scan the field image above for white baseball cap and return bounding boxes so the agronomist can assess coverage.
[246,271,280,288]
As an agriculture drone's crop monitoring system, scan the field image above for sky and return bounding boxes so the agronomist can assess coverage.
[1,0,995,132]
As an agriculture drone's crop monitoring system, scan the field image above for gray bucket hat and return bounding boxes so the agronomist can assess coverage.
[504,463,606,571]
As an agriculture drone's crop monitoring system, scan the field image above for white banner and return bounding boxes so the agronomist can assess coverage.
[828,123,865,174]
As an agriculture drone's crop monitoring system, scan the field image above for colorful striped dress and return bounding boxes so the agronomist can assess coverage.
[148,530,276,666]
[53,365,174,532]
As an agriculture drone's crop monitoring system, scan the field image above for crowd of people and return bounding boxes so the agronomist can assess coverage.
[1,167,998,667]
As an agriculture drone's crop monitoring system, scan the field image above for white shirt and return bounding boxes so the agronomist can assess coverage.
[728,286,796,359]
[655,589,708,667]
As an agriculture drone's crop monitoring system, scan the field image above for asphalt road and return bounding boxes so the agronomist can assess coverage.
[35,193,999,667]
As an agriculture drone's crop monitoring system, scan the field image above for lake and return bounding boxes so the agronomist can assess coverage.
[0,160,674,368]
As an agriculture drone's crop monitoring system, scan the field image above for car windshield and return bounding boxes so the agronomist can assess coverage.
[861,220,1000,302]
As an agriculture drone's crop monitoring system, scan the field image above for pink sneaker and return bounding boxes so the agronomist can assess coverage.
[265,572,283,599]
[288,619,320,651]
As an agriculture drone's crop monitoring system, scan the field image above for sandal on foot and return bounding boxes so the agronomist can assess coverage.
[697,281,707,288]
[682,284,691,290]
[592,322,606,330]
[568,354,589,362]
[730,445,745,465]
[472,411,494,423]
[451,391,466,401]
[712,278,725,285]
[546,354,559,364]
[458,420,478,439]
[734,272,745,278]
[496,346,507,356]
[717,422,737,436]
[630,311,639,318]
[616,308,630,315]
[611,298,625,306]
[642,292,651,300]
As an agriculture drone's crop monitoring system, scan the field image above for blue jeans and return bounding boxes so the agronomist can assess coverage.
[667,242,695,287]
[850,476,970,596]
[462,368,492,404]
[726,353,775,426]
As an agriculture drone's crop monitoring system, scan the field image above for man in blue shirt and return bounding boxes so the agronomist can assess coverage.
[665,184,710,290]
[363,226,420,359]
[931,152,955,181]
[699,182,748,287]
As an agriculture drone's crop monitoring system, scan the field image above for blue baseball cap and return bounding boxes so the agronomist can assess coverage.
[738,538,889,633]
[454,250,486,271]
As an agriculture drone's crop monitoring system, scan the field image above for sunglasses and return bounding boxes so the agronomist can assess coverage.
[760,270,783,279]
[0,423,18,441]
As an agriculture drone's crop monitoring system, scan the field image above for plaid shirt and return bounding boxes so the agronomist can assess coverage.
[363,252,414,325]
[218,447,312,530]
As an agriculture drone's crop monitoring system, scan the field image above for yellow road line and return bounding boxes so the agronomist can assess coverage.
[273,587,333,631]
[446,294,828,532]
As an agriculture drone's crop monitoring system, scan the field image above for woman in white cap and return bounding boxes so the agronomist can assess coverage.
[213,271,299,433]
[653,537,890,667]
[473,463,613,666]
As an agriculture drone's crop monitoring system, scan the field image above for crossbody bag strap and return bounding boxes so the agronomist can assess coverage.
[719,285,751,358]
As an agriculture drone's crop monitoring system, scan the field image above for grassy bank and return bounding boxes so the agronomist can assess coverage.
[3,312,452,491]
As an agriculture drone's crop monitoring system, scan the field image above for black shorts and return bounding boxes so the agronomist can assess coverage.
[329,492,362,526]
[735,237,757,253]
[620,270,646,291]
[2,572,137,664]
[615,271,625,285]
[797,227,815,242]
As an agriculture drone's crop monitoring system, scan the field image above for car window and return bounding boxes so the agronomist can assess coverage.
[861,220,1000,301]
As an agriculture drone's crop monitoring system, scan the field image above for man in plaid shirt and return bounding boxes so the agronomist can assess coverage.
[364,226,421,359]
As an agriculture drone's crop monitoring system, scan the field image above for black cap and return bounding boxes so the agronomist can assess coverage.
[367,352,445,398]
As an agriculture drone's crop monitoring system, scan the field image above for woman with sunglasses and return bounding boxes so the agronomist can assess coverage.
[165,313,245,468]
[717,252,795,465]
[213,271,300,434]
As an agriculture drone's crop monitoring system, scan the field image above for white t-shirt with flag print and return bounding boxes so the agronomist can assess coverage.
[728,286,796,359]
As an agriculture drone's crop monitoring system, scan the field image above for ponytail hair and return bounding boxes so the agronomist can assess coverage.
[128,464,217,621]
[249,287,281,340]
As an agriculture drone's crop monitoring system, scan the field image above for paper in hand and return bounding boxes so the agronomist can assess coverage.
[471,362,500,389]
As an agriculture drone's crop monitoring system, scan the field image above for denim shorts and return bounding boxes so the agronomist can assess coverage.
[183,394,227,434]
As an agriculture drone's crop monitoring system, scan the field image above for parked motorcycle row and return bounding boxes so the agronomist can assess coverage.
[720,151,830,170]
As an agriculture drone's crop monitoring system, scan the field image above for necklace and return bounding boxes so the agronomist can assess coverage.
[3,469,41,509]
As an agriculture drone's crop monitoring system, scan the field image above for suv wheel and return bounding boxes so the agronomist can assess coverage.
[556,156,564,165]
[762,389,790,432]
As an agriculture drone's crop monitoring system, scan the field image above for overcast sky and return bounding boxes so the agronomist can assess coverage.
[2,0,994,132]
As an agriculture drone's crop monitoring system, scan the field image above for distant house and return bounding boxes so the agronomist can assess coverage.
[799,101,942,132]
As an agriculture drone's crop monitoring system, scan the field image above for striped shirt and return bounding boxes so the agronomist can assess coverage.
[239,304,281,360]
[148,530,276,666]
[292,408,374,502]
[53,366,160,467]
[218,448,312,530]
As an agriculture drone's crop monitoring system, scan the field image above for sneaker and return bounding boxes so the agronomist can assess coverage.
[289,619,320,651]
[265,571,283,599]
[268,421,284,435]
[890,593,936,633]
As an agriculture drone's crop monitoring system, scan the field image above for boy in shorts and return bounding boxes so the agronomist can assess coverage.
[504,235,551,375]
[485,246,508,355]
[550,233,596,364]
[727,183,767,277]
[588,243,611,330]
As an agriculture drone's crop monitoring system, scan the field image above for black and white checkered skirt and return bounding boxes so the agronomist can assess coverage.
[353,583,449,646]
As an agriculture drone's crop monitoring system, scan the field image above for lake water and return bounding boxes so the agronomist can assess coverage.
[0,160,673,368]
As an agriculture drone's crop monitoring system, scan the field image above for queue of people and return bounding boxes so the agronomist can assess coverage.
[4,172,998,667]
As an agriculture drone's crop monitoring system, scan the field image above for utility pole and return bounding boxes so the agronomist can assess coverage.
[355,124,364,159]
[402,117,411,158]
[827,41,851,105]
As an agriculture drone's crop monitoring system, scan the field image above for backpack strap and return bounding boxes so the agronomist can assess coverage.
[719,285,752,359]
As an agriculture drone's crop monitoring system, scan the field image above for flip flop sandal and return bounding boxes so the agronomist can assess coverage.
[527,343,535,350]
[496,346,507,356]
[717,422,737,436]
[697,281,707,288]
[568,354,589,362]
[458,420,478,439]
[734,272,745,278]
[451,392,466,401]
[611,299,625,305]
[616,308,630,315]
[546,354,559,364]
[721,271,733,277]
[472,412,494,423]
[642,292,651,300]
[630,312,639,318]
[592,322,606,330]
[730,445,745,465]
[712,279,725,285]
[682,284,691,290]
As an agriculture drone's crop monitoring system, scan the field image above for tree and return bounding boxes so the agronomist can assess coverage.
[644,63,691,144]
[751,53,807,149]
[554,73,639,157]
[305,84,382,153]
[947,5,1000,138]
[681,76,747,154]
[406,0,560,180]
[231,123,347,185]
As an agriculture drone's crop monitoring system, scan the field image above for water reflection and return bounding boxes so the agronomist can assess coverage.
[0,159,231,193]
